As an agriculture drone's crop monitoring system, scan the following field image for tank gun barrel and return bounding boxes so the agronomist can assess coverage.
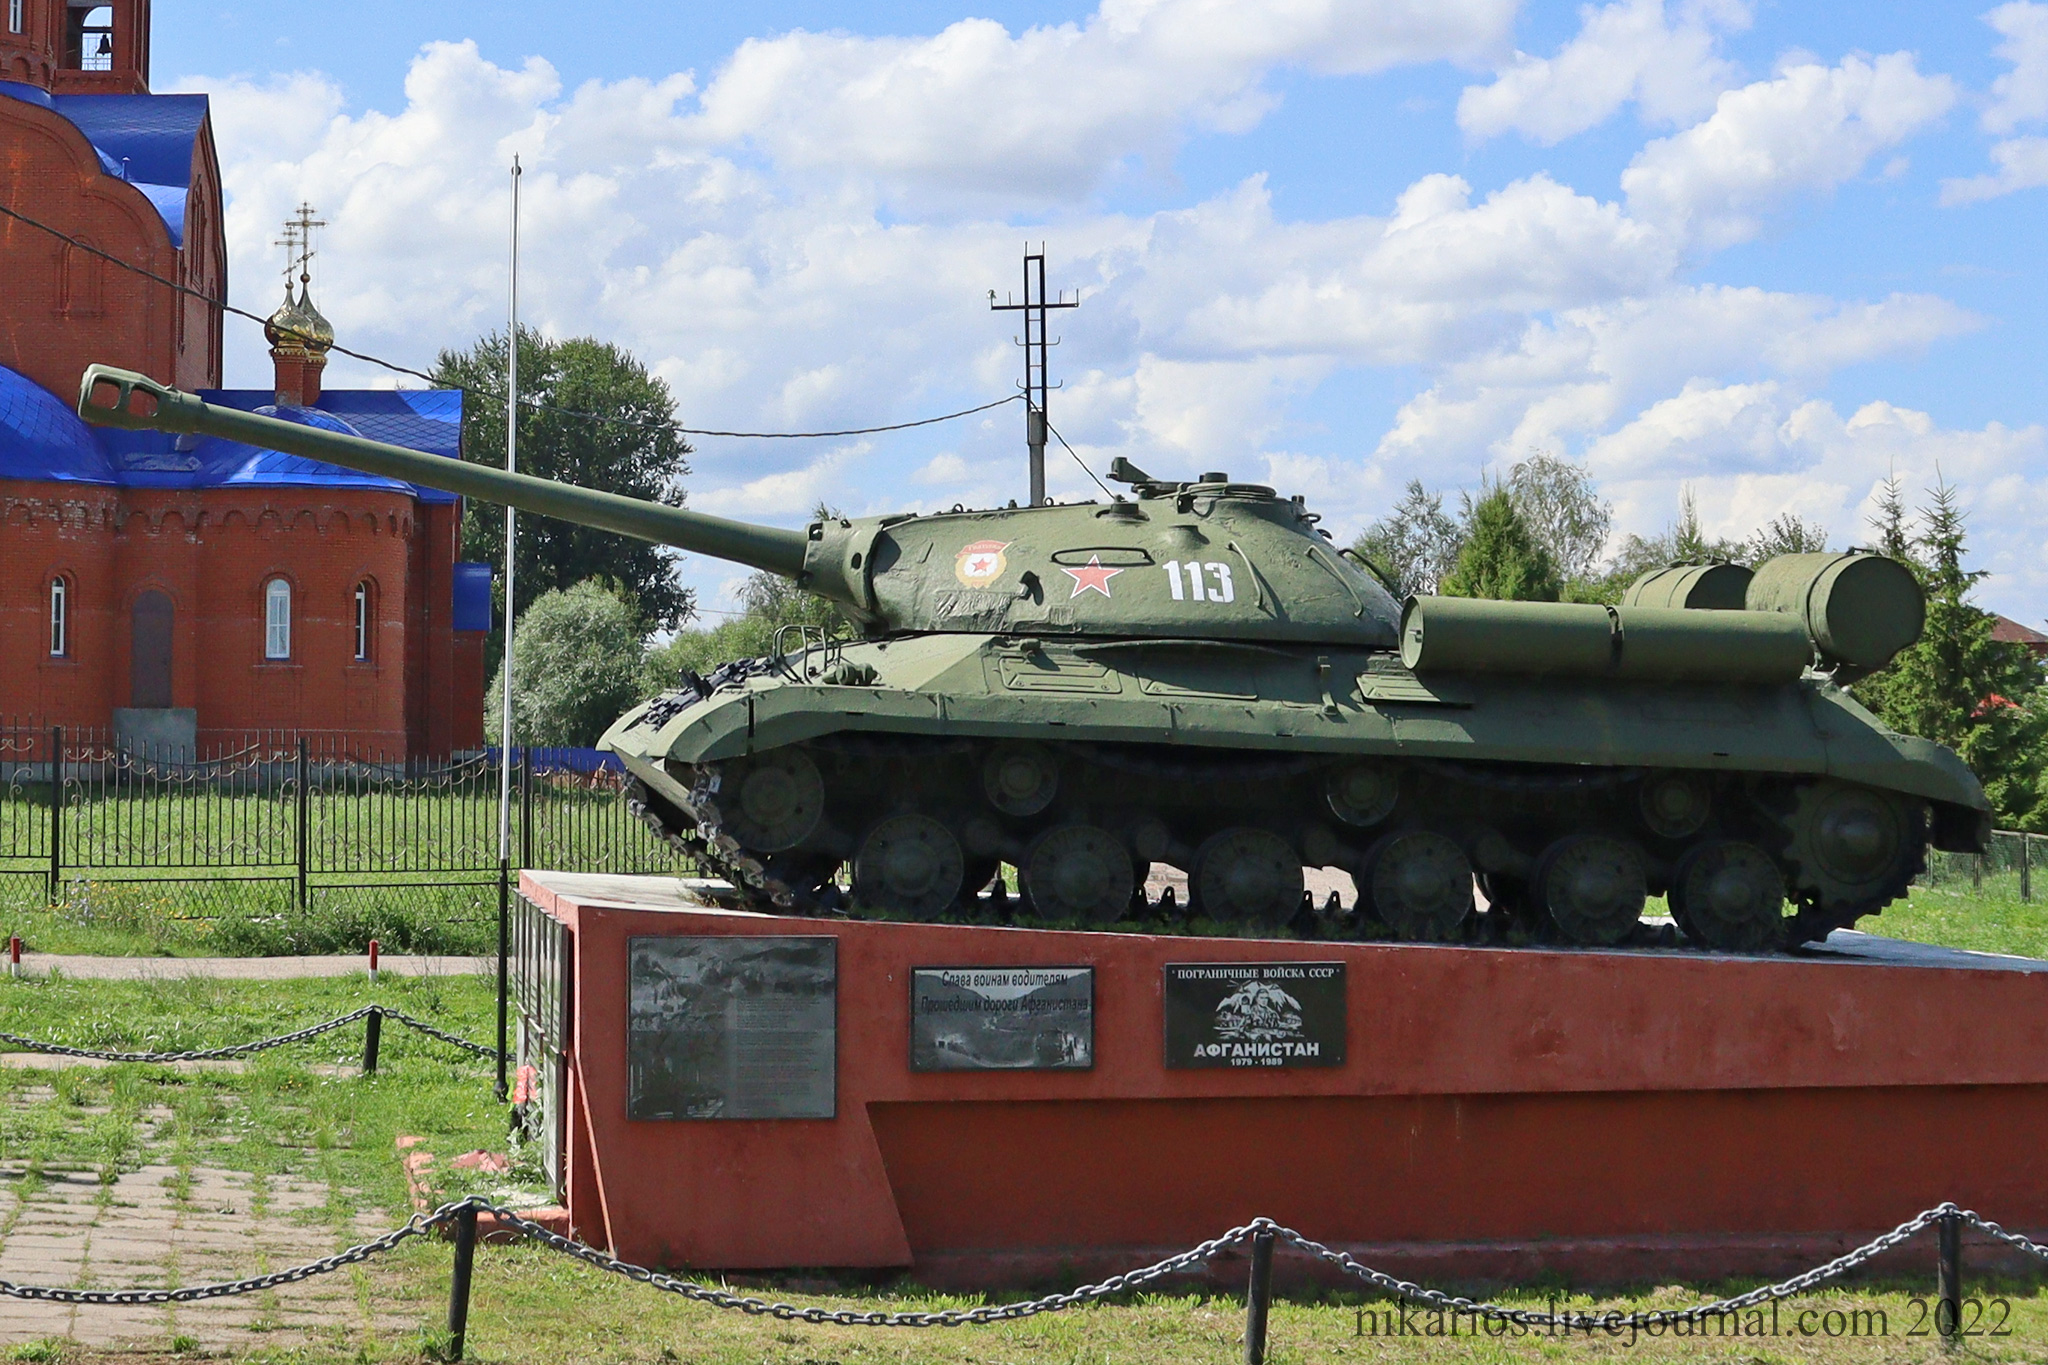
[76,365,810,580]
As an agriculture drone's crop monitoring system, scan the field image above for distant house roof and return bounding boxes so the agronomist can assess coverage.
[1994,615,2048,656]
[0,364,461,503]
[0,82,208,245]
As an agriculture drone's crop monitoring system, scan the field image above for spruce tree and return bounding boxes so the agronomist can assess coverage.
[1438,486,1563,602]
[1855,481,2047,830]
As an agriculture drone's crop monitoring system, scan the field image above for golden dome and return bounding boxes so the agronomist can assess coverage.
[294,283,335,354]
[264,279,334,356]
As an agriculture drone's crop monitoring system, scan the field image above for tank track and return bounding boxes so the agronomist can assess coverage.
[627,769,842,918]
[626,741,1931,952]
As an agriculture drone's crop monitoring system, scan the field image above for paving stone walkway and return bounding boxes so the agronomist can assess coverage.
[0,1155,414,1350]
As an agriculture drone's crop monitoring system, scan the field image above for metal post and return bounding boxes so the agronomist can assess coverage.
[495,155,521,1111]
[2022,835,2032,904]
[47,726,60,905]
[1973,852,1983,890]
[520,748,534,872]
[446,1202,479,1361]
[295,737,309,910]
[495,867,509,1102]
[1244,1228,1275,1365]
[362,1007,382,1075]
[1937,1209,1962,1340]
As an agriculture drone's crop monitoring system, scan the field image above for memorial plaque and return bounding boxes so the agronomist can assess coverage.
[628,936,836,1119]
[909,966,1093,1071]
[1163,961,1346,1069]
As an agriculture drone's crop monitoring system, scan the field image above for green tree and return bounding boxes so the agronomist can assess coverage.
[1353,480,1462,598]
[1855,482,2047,830]
[1575,488,1748,603]
[434,330,696,664]
[1746,512,1831,562]
[488,580,648,747]
[1438,485,1562,602]
[639,505,848,694]
[1506,451,1611,585]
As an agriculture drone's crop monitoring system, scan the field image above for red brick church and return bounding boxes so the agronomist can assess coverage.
[0,0,488,757]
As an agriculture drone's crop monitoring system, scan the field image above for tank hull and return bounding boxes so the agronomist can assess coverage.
[607,634,1987,950]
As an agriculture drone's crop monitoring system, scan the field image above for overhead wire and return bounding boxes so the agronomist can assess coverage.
[0,200,1024,440]
[1043,417,1116,500]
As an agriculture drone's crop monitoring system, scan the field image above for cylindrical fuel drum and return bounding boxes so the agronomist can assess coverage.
[1401,597,1813,682]
[1745,552,1924,672]
[1400,598,1616,675]
[1622,561,1754,610]
[1610,606,1813,682]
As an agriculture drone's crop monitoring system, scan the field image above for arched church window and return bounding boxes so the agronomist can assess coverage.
[65,5,112,69]
[353,581,373,661]
[49,577,68,657]
[8,0,24,38]
[265,578,292,660]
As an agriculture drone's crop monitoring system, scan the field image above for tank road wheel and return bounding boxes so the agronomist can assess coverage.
[1364,831,1472,941]
[1325,762,1400,829]
[982,743,1060,816]
[1639,771,1713,841]
[1192,828,1304,925]
[1022,825,1135,923]
[717,750,825,852]
[853,815,965,918]
[1670,841,1785,952]
[1536,835,1647,946]
[1781,782,1924,940]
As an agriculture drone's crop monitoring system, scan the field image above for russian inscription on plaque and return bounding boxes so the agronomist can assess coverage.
[1163,961,1345,1068]
[909,967,1093,1071]
[628,936,836,1119]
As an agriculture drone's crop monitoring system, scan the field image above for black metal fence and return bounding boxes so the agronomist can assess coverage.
[1924,830,2042,903]
[0,722,691,909]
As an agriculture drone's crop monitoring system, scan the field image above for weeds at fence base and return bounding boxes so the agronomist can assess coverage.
[0,878,500,957]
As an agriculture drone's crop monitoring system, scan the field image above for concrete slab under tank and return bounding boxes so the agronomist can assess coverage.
[514,869,2048,1286]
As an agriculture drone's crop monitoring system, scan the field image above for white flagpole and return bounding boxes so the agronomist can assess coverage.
[498,156,521,869]
[495,155,521,1101]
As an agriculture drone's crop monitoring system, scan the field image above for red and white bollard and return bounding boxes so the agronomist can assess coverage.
[8,936,19,980]
[367,938,380,985]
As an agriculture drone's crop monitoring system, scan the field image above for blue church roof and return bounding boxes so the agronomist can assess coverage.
[0,364,462,503]
[0,83,206,246]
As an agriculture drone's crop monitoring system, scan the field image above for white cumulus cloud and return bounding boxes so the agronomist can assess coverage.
[687,0,1517,202]
[1457,0,1749,145]
[1942,4,2048,202]
[1622,53,1956,250]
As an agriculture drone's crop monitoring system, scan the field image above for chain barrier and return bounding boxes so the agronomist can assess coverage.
[0,1006,499,1064]
[0,1200,467,1305]
[0,1198,2038,1327]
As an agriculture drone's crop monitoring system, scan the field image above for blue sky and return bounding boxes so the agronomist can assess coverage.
[155,1,2048,619]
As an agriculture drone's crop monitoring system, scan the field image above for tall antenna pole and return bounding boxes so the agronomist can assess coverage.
[991,245,1077,506]
[498,157,521,868]
[495,155,521,1103]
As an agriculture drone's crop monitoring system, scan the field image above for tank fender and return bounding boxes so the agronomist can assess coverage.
[1805,686,1989,816]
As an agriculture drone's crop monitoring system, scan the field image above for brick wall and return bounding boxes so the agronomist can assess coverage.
[0,76,223,398]
[0,481,483,754]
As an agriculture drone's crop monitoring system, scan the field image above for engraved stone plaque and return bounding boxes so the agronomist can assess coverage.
[628,936,836,1119]
[910,966,1093,1071]
[1163,961,1346,1069]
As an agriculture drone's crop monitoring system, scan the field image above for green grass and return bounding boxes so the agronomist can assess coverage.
[0,879,503,957]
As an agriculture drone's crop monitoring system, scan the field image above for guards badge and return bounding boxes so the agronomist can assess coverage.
[954,539,1010,587]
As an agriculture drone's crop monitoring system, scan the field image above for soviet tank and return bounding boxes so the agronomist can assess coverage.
[78,364,1990,951]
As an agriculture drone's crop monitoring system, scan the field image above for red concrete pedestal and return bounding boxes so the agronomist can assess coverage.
[520,870,2048,1284]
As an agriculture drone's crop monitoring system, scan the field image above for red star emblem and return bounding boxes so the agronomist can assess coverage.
[1060,555,1123,598]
